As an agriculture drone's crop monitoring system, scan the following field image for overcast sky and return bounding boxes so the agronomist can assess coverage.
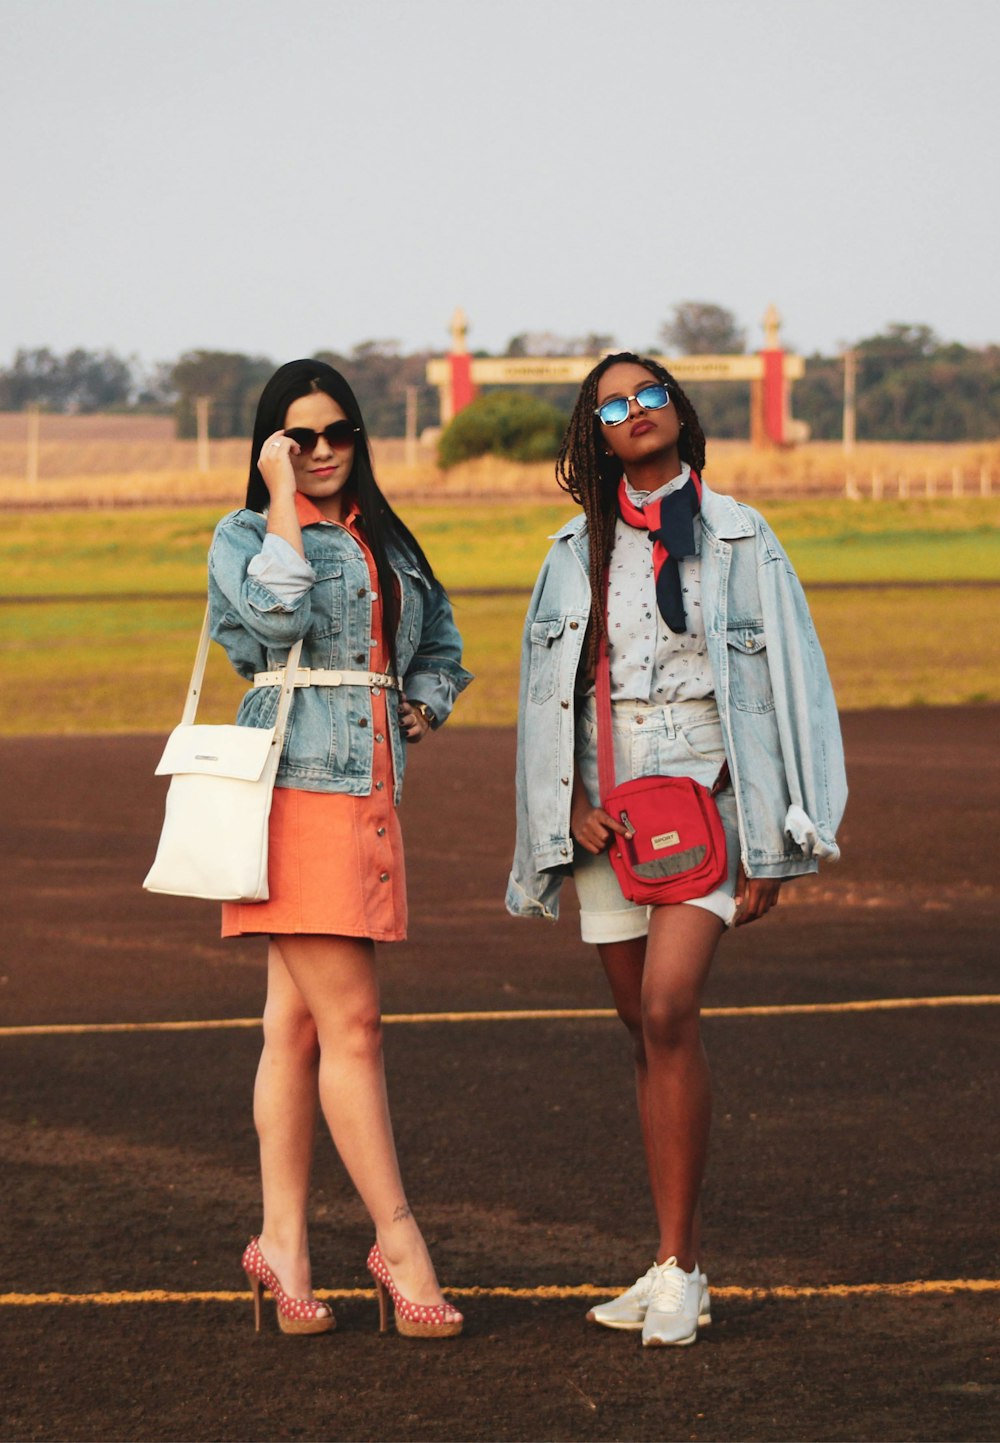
[3,0,998,366]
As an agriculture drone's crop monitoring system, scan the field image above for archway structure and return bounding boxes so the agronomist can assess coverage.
[426,306,807,447]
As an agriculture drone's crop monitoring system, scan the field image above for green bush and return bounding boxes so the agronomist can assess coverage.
[438,389,567,468]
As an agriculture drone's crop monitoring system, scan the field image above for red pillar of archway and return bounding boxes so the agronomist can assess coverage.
[752,306,790,447]
[761,348,787,444]
[446,306,477,422]
[449,352,476,414]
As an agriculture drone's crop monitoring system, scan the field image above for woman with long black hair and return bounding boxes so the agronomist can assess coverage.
[209,360,471,1338]
[508,352,846,1346]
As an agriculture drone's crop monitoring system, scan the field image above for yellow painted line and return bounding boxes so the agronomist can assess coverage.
[0,1018,265,1038]
[703,994,1000,1018]
[0,1280,996,1308]
[1,995,998,1038]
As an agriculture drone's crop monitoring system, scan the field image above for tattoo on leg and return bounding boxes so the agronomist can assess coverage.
[392,1203,413,1223]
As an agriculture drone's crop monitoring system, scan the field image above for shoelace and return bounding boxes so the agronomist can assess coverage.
[633,1263,660,1299]
[650,1257,687,1310]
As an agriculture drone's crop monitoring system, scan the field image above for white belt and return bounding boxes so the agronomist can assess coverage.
[253,667,401,690]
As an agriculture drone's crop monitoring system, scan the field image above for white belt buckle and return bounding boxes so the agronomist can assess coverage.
[295,667,312,688]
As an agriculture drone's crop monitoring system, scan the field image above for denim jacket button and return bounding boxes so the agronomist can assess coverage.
[561,776,570,785]
[357,587,367,597]
[569,621,579,629]
[358,718,368,728]
[561,700,569,709]
[355,653,366,663]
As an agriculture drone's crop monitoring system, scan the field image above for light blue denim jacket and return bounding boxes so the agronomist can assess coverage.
[208,508,472,804]
[506,483,847,920]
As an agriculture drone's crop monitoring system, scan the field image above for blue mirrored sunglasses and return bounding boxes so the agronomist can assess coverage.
[594,382,670,427]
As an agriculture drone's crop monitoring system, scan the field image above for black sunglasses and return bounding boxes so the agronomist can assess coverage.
[284,421,360,452]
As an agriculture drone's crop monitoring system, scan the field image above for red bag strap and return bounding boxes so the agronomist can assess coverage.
[595,624,617,804]
[594,570,729,802]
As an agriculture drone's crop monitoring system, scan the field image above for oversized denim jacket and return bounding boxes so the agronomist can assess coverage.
[208,508,472,804]
[506,483,847,920]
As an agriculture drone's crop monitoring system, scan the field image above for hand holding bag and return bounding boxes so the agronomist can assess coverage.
[596,629,729,907]
[143,608,303,902]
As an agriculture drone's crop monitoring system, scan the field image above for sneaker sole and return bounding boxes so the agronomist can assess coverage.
[642,1328,699,1347]
[585,1311,644,1330]
[586,1309,711,1331]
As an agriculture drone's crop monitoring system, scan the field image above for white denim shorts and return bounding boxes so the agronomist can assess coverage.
[572,693,741,944]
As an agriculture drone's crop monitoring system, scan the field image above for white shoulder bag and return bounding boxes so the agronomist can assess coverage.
[143,608,303,902]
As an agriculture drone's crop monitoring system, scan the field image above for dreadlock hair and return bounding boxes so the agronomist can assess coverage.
[555,351,707,669]
[244,359,442,681]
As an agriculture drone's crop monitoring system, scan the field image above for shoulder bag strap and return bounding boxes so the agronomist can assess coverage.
[179,604,303,743]
[594,575,617,805]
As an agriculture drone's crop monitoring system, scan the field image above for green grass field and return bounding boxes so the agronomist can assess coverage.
[2,497,998,733]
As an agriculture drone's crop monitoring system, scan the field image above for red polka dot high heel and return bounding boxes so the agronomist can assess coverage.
[241,1236,335,1336]
[366,1242,463,1339]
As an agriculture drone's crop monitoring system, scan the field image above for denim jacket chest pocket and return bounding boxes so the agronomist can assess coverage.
[726,622,775,713]
[528,616,566,704]
[396,562,427,655]
[306,557,344,638]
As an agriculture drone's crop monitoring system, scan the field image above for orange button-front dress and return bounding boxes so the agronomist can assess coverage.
[221,494,407,943]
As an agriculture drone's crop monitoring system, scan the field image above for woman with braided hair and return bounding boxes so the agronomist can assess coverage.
[507,352,846,1346]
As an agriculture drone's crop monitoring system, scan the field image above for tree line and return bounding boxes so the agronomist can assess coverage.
[2,305,998,443]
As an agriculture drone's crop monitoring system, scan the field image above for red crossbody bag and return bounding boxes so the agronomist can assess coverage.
[595,627,730,906]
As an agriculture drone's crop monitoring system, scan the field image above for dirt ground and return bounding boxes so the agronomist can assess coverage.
[1,708,997,1443]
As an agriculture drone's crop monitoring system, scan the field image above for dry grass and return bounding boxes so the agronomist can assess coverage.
[1,410,998,506]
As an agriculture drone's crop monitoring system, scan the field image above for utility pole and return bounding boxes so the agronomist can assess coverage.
[842,349,857,455]
[26,405,40,484]
[195,396,211,473]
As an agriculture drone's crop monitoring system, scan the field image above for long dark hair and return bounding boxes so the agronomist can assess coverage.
[244,359,440,678]
[555,351,707,667]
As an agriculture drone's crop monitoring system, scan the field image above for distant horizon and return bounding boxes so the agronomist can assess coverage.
[4,313,999,373]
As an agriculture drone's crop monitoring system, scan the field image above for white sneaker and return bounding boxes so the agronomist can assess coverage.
[641,1257,702,1347]
[587,1261,711,1332]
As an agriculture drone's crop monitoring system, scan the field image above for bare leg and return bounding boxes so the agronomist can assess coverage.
[255,940,321,1300]
[275,932,448,1308]
[596,936,654,1206]
[641,905,724,1269]
[598,910,721,1267]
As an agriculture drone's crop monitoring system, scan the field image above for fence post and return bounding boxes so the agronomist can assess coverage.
[871,469,883,501]
[981,466,993,498]
[952,466,962,498]
[899,473,909,499]
[195,397,211,473]
[26,405,40,484]
[845,471,860,500]
[405,386,418,468]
